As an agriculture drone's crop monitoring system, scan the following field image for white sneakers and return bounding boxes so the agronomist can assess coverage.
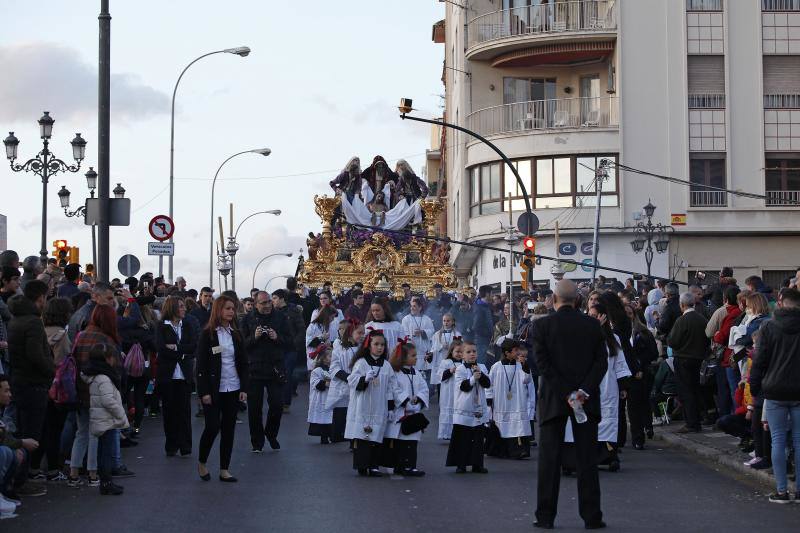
[0,494,19,519]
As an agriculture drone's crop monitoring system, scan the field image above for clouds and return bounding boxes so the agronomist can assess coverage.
[0,42,169,124]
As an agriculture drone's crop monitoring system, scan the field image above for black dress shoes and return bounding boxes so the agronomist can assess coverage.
[219,475,238,483]
[585,520,607,529]
[533,520,554,529]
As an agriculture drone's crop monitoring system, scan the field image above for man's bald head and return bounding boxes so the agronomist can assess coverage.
[553,280,578,308]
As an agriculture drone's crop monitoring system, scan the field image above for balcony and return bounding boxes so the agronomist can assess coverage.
[690,190,727,207]
[466,1,617,65]
[766,190,800,206]
[466,96,618,139]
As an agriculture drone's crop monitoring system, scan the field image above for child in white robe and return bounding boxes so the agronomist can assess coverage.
[487,339,532,459]
[326,321,364,443]
[401,297,435,374]
[437,339,464,440]
[344,329,398,477]
[429,313,461,387]
[365,298,405,355]
[446,341,491,473]
[308,346,333,444]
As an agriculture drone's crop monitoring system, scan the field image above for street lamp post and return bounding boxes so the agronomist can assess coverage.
[4,112,87,263]
[226,209,282,292]
[630,200,674,279]
[217,252,232,291]
[168,45,251,283]
[265,274,292,291]
[251,252,293,292]
[208,148,272,288]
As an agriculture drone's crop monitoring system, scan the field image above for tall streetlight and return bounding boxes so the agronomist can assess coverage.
[208,148,272,288]
[4,112,87,263]
[630,200,674,279]
[265,274,292,291]
[251,252,293,292]
[168,45,251,283]
[226,209,282,292]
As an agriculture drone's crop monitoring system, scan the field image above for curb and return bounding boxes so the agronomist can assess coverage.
[654,431,775,487]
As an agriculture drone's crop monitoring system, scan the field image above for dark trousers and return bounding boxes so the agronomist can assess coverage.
[674,357,703,430]
[752,405,772,461]
[445,424,486,469]
[714,365,733,417]
[97,430,115,483]
[14,385,48,469]
[617,398,628,447]
[352,438,381,470]
[627,376,650,446]
[283,352,297,406]
[161,379,192,453]
[332,407,347,442]
[127,376,148,429]
[395,440,419,471]
[199,391,239,470]
[717,413,750,439]
[536,415,602,526]
[247,378,284,450]
[42,400,67,471]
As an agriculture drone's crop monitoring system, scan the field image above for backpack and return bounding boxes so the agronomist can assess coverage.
[123,342,146,378]
[49,354,78,407]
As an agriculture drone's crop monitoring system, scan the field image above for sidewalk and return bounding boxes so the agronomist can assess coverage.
[653,421,776,487]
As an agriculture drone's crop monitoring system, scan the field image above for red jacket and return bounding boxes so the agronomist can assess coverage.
[713,304,742,367]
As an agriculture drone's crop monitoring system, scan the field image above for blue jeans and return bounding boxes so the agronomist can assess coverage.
[725,366,740,412]
[283,351,297,406]
[69,408,98,472]
[0,446,15,491]
[764,400,800,493]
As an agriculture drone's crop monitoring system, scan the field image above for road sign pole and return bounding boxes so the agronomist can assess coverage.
[159,255,163,278]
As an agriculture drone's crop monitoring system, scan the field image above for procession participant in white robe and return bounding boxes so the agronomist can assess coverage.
[437,339,464,440]
[429,313,461,387]
[364,298,405,355]
[518,345,537,445]
[486,339,532,459]
[401,297,435,373]
[344,329,398,477]
[305,306,339,371]
[326,321,364,443]
[563,304,631,473]
[308,347,333,444]
[446,341,491,474]
[386,340,430,476]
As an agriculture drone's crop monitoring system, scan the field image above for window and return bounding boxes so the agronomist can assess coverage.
[503,77,557,104]
[766,156,800,205]
[689,154,727,206]
[470,163,502,216]
[687,0,723,10]
[763,0,800,11]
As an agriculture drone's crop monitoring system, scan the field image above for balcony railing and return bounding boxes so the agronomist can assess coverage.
[466,96,619,138]
[766,190,800,206]
[467,0,617,50]
[690,190,727,207]
[687,0,724,10]
[764,93,800,109]
[689,93,726,108]
[762,0,800,11]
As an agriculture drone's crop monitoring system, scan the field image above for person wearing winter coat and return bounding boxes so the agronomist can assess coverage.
[749,288,800,503]
[82,343,129,495]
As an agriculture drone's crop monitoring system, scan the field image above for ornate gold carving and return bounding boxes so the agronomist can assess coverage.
[298,196,456,294]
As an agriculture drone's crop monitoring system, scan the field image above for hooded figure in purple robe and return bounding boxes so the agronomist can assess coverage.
[361,155,398,197]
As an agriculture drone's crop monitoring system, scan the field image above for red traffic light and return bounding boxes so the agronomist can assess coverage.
[523,236,536,250]
[53,239,68,251]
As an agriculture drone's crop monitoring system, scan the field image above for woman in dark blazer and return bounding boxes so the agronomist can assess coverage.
[196,294,249,482]
[156,296,197,457]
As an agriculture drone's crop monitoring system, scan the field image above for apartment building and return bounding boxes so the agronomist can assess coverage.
[436,0,800,291]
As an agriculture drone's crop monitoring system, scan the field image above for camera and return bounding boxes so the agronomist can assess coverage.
[527,302,536,311]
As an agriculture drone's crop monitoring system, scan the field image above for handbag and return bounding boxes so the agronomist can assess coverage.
[400,412,429,435]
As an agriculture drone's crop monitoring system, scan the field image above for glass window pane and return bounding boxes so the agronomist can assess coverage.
[553,157,571,193]
[536,196,572,209]
[471,205,480,217]
[537,159,553,195]
[601,195,619,207]
[689,158,707,188]
[577,157,596,194]
[481,165,491,199]
[471,167,480,203]
[505,160,532,198]
[604,158,617,192]
[708,160,725,189]
[581,194,619,208]
[482,201,502,215]
[490,163,501,199]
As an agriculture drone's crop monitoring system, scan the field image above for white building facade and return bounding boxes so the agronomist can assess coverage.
[438,0,800,292]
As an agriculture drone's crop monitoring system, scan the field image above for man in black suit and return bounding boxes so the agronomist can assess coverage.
[530,280,608,530]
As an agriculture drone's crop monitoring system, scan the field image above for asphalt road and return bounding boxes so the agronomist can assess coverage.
[5,385,799,532]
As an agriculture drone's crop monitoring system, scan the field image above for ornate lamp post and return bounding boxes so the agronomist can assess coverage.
[4,112,87,263]
[630,200,674,279]
[217,252,232,291]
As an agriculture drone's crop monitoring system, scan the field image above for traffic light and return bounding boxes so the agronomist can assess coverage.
[68,246,79,265]
[52,239,68,260]
[520,236,536,292]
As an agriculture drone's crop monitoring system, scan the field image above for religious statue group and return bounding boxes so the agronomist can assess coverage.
[329,156,429,230]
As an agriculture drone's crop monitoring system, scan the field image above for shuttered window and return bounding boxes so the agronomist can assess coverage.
[764,56,800,93]
[687,56,725,94]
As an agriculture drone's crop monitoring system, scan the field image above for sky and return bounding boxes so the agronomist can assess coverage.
[0,0,445,293]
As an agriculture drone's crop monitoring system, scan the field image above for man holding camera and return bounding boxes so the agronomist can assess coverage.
[240,291,291,452]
